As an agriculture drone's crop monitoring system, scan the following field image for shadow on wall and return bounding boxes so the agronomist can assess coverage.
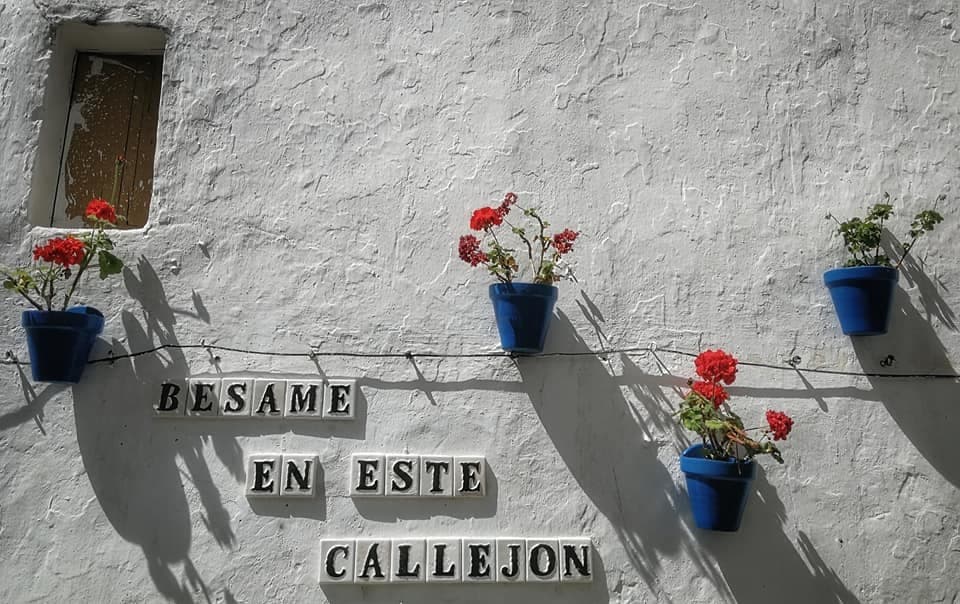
[71,257,235,604]
[513,307,725,600]
[694,467,860,604]
[853,288,960,488]
[549,294,861,603]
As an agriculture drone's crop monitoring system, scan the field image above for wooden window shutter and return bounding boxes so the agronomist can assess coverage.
[54,52,162,228]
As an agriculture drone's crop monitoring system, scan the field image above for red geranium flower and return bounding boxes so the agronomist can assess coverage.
[766,410,794,441]
[85,198,117,224]
[552,229,579,254]
[458,235,488,266]
[33,236,86,267]
[691,380,729,409]
[470,207,502,231]
[496,192,518,218]
[694,349,738,385]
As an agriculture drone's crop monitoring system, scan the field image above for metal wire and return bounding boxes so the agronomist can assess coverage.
[2,343,957,379]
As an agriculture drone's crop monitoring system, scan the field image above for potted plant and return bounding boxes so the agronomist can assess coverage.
[3,193,124,383]
[457,192,580,353]
[824,194,944,335]
[677,349,794,531]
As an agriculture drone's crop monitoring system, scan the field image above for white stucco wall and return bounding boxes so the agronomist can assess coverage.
[1,1,959,602]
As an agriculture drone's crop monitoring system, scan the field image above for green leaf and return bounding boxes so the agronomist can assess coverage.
[98,251,123,278]
[704,419,726,431]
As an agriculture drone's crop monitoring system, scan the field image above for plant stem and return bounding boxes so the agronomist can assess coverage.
[895,237,919,270]
[874,215,885,265]
[503,218,534,270]
[60,246,95,311]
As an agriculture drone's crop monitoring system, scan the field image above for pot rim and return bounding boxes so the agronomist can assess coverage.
[680,443,756,480]
[488,282,559,296]
[22,306,105,332]
[823,265,899,286]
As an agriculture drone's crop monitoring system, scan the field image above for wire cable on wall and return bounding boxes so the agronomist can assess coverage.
[2,343,957,379]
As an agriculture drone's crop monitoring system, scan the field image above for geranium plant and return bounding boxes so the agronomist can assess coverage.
[458,192,580,283]
[678,349,794,463]
[825,193,944,268]
[3,195,124,311]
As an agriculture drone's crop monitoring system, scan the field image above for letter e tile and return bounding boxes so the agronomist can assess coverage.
[454,456,486,497]
[462,538,496,582]
[186,379,221,417]
[350,454,385,497]
[245,454,281,497]
[323,379,356,420]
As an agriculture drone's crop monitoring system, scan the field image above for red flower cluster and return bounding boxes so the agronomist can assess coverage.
[765,410,794,441]
[85,198,117,224]
[470,207,503,231]
[33,236,85,267]
[691,380,729,409]
[497,192,518,218]
[694,349,738,385]
[458,235,487,266]
[552,229,579,254]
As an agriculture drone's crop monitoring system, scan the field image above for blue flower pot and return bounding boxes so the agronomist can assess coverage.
[823,266,898,336]
[680,443,756,532]
[488,283,558,354]
[21,306,104,383]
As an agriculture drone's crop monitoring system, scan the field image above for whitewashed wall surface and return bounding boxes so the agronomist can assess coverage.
[2,1,959,602]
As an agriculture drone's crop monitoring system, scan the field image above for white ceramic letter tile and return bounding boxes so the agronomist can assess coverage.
[386,454,420,496]
[461,538,496,582]
[419,455,453,497]
[323,379,356,420]
[220,378,253,417]
[154,381,187,417]
[245,454,280,497]
[525,539,560,582]
[186,379,221,418]
[495,538,527,583]
[280,454,318,497]
[319,539,355,583]
[354,538,391,583]
[252,379,285,418]
[559,538,593,583]
[390,539,425,583]
[454,456,486,497]
[426,538,461,583]
[350,454,385,497]
[284,380,323,419]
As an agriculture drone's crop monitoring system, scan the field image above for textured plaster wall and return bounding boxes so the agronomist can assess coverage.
[1,1,959,602]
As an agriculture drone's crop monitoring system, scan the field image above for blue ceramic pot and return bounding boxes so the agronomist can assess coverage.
[823,266,898,336]
[21,306,104,383]
[680,443,756,532]
[488,282,558,354]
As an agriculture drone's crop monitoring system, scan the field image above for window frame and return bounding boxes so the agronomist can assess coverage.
[29,23,166,229]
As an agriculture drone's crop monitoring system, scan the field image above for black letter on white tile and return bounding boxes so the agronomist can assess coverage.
[158,382,181,411]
